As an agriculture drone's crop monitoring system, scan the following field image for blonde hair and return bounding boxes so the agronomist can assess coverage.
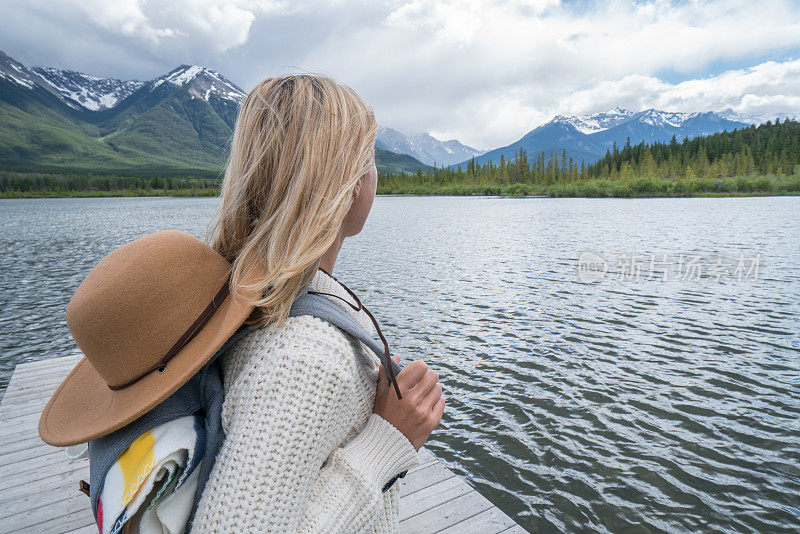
[207,73,377,327]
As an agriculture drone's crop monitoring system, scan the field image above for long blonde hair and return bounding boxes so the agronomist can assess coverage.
[207,73,377,327]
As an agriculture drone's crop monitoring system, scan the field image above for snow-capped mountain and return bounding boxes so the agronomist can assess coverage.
[150,65,245,103]
[31,67,144,111]
[0,52,245,111]
[456,107,750,168]
[376,126,484,166]
[550,108,725,133]
[550,106,636,134]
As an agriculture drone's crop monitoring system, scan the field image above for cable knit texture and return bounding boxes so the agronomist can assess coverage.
[191,270,419,533]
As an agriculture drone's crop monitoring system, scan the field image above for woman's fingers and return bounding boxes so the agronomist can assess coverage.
[423,382,443,411]
[396,359,428,389]
[431,396,445,429]
[412,368,439,399]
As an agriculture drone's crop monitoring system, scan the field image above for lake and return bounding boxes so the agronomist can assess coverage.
[1,196,798,533]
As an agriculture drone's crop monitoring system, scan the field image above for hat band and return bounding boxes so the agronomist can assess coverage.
[107,274,232,391]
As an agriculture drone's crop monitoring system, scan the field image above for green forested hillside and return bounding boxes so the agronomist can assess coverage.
[0,76,429,181]
[587,118,800,179]
[378,119,800,196]
[0,78,216,174]
[375,147,431,174]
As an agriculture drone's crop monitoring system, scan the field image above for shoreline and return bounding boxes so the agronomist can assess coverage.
[4,170,800,199]
[1,190,799,199]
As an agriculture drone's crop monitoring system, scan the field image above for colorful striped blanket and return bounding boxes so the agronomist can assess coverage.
[95,415,205,534]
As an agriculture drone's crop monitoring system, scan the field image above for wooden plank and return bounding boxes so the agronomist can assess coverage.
[0,440,63,465]
[1,410,46,430]
[1,487,91,525]
[0,433,47,453]
[399,490,495,533]
[0,448,82,479]
[0,356,524,534]
[0,477,88,521]
[6,507,95,534]
[0,466,89,504]
[6,365,77,384]
[0,455,88,489]
[1,379,69,401]
[499,526,531,533]
[0,394,52,416]
[7,362,75,379]
[0,435,57,457]
[2,379,65,400]
[0,417,47,441]
[12,356,81,374]
[436,505,520,533]
[398,476,473,521]
[399,461,457,497]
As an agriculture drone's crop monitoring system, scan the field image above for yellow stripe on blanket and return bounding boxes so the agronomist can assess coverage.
[116,429,157,507]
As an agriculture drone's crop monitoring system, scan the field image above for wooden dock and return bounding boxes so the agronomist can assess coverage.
[0,356,526,533]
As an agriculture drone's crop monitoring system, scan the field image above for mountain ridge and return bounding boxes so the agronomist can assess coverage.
[452,107,751,169]
[0,52,430,175]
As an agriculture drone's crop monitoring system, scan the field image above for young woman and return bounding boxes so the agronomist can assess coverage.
[191,74,445,532]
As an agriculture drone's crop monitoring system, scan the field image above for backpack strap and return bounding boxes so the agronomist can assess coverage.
[289,291,403,378]
[288,290,408,492]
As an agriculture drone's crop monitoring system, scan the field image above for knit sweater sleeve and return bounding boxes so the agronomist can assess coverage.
[190,317,420,533]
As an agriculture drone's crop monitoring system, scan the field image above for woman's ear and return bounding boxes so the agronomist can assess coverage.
[352,175,362,200]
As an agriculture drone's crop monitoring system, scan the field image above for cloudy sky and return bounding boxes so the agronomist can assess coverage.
[2,0,799,149]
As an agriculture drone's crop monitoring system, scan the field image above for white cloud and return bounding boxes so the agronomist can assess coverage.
[559,59,800,118]
[294,0,800,148]
[2,0,800,149]
[72,0,285,52]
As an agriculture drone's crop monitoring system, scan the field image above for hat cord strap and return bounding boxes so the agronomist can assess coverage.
[107,274,232,391]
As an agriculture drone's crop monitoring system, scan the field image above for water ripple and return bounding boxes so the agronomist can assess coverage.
[2,196,799,533]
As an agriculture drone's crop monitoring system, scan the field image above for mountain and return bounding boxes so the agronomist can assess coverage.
[589,110,747,151]
[454,108,749,169]
[0,52,428,175]
[465,122,605,171]
[376,126,483,166]
[150,65,245,104]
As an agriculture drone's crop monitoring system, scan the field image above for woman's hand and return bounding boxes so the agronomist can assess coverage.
[373,355,444,451]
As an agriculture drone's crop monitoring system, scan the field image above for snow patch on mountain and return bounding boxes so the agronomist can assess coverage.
[0,52,38,89]
[152,65,245,103]
[549,107,744,133]
[31,67,145,111]
[550,107,637,134]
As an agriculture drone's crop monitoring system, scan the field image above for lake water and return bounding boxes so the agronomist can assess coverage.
[1,196,798,533]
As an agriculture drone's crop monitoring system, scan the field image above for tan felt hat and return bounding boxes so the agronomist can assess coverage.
[38,230,258,447]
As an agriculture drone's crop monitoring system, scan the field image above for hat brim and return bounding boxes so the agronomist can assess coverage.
[38,290,255,447]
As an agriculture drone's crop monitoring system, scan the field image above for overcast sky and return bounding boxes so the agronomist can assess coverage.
[2,0,799,149]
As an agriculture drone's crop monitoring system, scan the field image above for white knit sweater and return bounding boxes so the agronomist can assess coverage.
[191,269,420,533]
